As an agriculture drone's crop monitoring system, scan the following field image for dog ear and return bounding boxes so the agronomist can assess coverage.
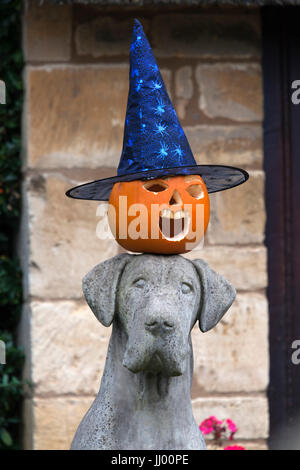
[192,259,236,333]
[82,253,131,327]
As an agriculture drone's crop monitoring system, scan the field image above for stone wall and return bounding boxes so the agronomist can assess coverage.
[21,0,268,449]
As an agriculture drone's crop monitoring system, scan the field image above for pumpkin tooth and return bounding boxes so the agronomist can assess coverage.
[158,210,191,241]
[161,209,174,219]
[174,210,185,220]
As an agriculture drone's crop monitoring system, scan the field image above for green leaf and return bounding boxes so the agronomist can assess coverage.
[0,428,13,447]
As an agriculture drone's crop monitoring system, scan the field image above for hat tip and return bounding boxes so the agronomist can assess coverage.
[133,18,143,29]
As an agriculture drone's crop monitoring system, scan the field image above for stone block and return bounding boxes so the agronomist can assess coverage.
[23,172,119,299]
[185,125,263,169]
[192,395,269,440]
[175,66,194,120]
[24,0,72,62]
[25,395,268,449]
[25,65,172,169]
[75,16,150,57]
[191,293,269,394]
[184,245,267,291]
[27,300,110,396]
[206,171,266,245]
[25,65,128,169]
[196,64,262,122]
[175,66,193,100]
[152,13,261,59]
[207,440,267,450]
[24,397,93,450]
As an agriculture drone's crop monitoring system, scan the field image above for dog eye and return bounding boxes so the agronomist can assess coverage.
[133,278,146,288]
[181,282,193,294]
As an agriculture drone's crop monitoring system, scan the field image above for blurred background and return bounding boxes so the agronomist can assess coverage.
[0,0,299,450]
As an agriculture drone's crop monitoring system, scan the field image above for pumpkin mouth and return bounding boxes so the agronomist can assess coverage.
[159,209,190,241]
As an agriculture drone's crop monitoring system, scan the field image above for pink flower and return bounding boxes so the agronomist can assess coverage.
[199,416,224,436]
[199,418,213,435]
[224,445,245,450]
[226,419,237,433]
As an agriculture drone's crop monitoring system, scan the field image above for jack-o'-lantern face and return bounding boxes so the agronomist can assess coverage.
[108,174,210,254]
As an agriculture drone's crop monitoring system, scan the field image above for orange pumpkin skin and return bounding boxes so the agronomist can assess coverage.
[108,174,210,254]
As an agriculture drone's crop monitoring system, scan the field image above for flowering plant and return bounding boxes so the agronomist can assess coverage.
[224,445,245,450]
[199,416,245,450]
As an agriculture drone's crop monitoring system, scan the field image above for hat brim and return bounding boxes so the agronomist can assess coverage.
[65,165,249,201]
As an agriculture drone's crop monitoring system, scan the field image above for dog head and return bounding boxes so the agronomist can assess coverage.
[83,253,235,377]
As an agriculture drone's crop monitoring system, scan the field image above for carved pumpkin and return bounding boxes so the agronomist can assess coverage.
[108,174,210,254]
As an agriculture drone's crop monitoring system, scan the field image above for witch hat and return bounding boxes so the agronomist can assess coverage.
[66,19,248,201]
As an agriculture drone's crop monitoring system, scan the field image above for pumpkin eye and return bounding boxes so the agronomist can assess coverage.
[186,184,204,199]
[143,181,168,193]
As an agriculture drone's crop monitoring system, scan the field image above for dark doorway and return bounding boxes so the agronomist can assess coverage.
[262,6,300,449]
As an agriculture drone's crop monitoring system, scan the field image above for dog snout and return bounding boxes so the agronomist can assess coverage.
[145,317,175,336]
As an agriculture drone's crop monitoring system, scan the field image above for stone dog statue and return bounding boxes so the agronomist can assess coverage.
[71,253,236,450]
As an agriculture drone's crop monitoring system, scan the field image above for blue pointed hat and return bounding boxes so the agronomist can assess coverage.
[67,19,248,201]
[118,19,196,176]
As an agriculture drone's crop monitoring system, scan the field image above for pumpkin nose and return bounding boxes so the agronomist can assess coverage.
[169,190,182,206]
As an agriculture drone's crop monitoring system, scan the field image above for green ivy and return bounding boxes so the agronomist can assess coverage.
[0,0,24,450]
[0,332,24,450]
[0,0,22,224]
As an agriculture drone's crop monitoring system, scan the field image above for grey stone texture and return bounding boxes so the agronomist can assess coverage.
[71,253,235,450]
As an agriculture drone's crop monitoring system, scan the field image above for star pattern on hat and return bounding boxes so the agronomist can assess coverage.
[117,19,196,177]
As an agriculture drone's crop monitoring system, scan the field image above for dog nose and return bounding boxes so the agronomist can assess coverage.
[145,319,174,335]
